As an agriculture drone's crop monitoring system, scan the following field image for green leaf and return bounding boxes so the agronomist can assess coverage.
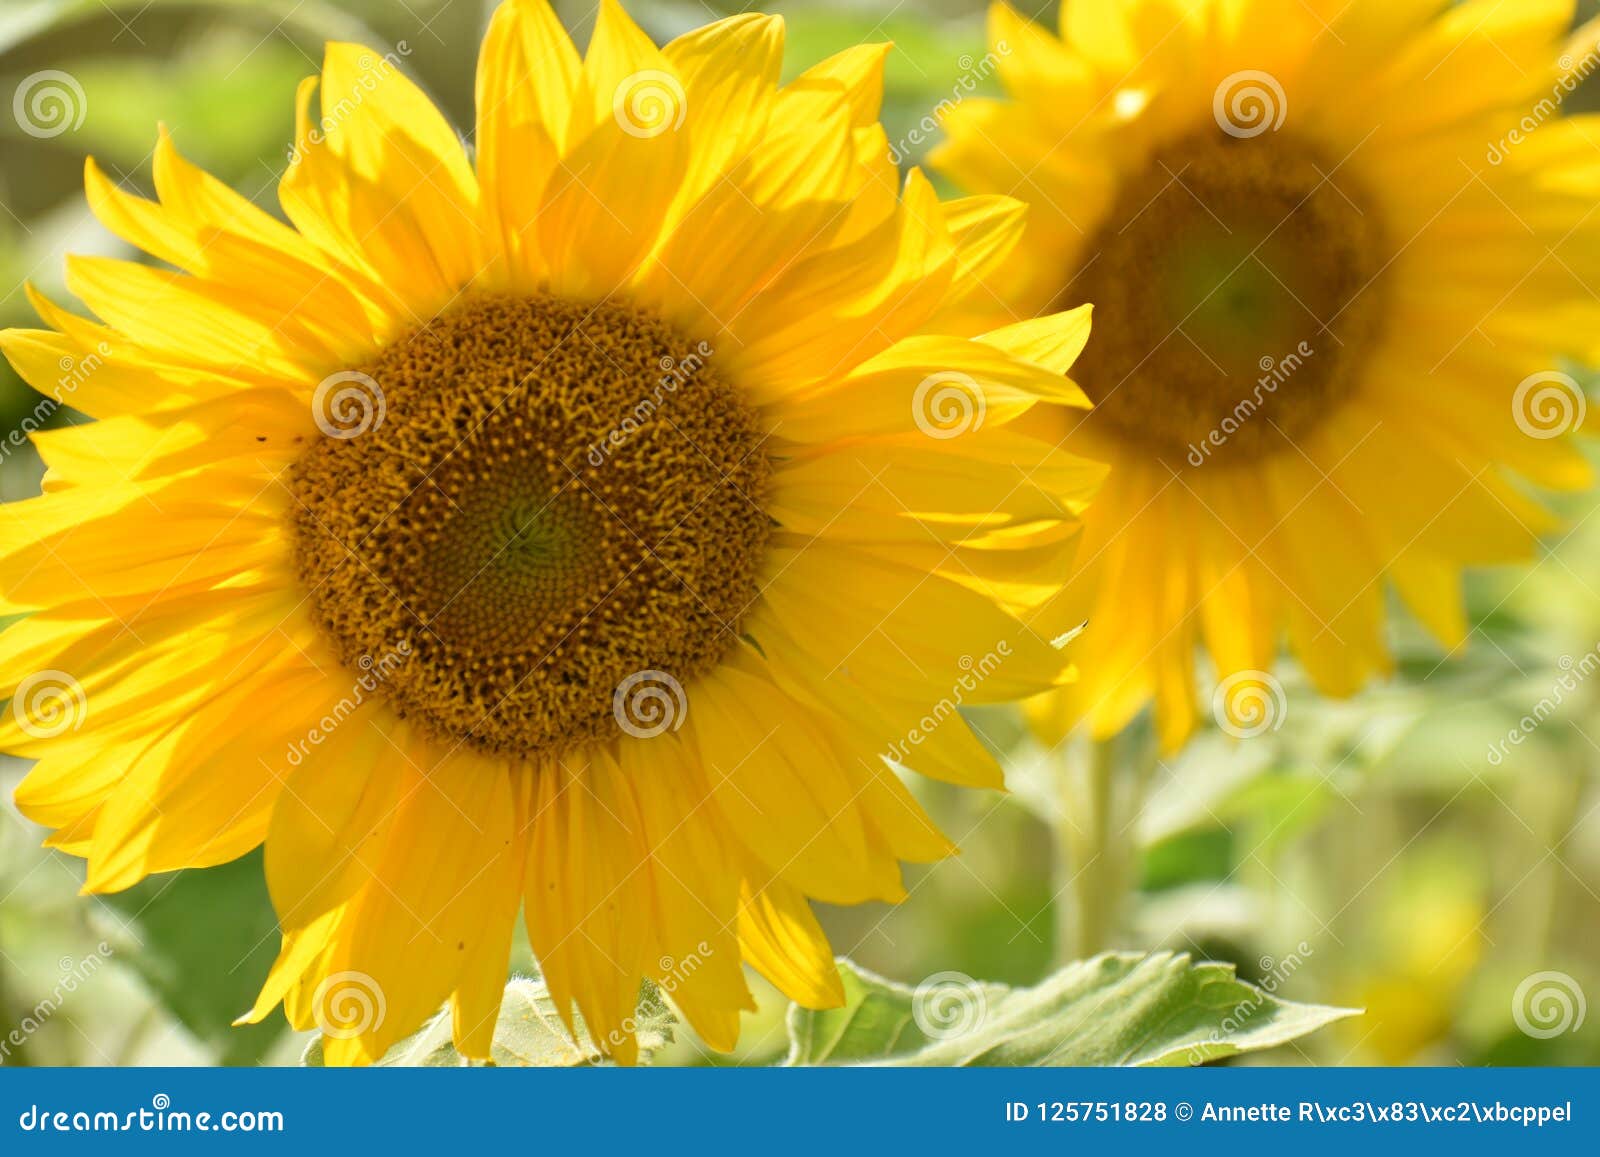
[785,953,1357,1067]
[303,977,675,1067]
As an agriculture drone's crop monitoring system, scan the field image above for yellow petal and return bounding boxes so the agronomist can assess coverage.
[475,0,580,287]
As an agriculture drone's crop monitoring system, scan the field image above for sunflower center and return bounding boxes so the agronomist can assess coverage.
[1063,132,1386,464]
[289,295,772,756]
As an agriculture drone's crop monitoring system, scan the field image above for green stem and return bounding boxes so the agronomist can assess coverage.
[1053,732,1145,964]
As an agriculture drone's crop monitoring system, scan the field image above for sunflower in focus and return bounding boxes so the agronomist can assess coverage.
[933,0,1600,750]
[0,0,1103,1063]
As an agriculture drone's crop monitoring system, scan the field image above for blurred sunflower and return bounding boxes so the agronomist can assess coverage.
[933,0,1600,750]
[0,0,1102,1064]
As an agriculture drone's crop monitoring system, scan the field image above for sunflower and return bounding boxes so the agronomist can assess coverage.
[0,0,1102,1064]
[933,0,1600,750]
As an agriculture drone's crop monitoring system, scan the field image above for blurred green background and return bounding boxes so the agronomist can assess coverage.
[2,0,1599,1067]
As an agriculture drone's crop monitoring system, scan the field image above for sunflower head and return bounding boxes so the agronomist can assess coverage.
[287,293,774,757]
[935,0,1600,750]
[0,0,1102,1065]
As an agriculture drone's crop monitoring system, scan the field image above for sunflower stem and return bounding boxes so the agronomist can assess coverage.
[1053,732,1136,963]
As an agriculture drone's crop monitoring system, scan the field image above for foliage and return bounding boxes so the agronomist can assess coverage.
[784,955,1355,1067]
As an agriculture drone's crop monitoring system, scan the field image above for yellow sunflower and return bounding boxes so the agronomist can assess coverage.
[0,0,1101,1063]
[933,0,1600,750]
